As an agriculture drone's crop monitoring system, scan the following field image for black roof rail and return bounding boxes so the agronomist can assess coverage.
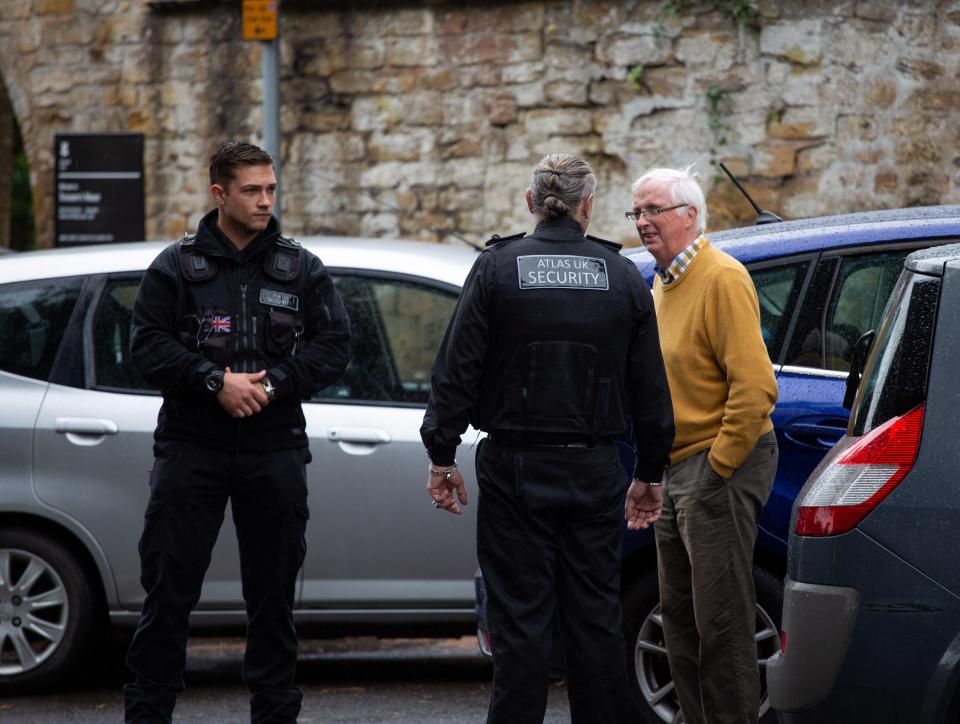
[718,161,784,225]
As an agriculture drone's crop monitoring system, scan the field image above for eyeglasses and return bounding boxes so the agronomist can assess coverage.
[624,204,689,221]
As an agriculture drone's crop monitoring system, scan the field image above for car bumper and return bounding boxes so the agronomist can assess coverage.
[767,578,859,712]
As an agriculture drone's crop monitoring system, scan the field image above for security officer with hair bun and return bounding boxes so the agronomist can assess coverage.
[421,153,674,723]
[124,141,350,723]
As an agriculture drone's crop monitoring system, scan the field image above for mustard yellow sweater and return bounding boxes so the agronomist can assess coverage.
[652,240,777,478]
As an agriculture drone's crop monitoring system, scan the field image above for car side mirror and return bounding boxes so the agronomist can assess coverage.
[842,330,876,410]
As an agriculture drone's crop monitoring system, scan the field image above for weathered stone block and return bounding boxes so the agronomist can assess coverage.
[346,38,385,70]
[95,14,143,44]
[895,57,944,80]
[351,95,405,132]
[596,32,672,67]
[329,70,375,94]
[36,0,74,14]
[502,61,546,84]
[863,80,897,109]
[854,1,895,22]
[873,168,898,194]
[752,140,801,177]
[524,108,593,136]
[767,107,830,140]
[531,133,602,157]
[459,65,504,88]
[895,139,941,164]
[289,132,366,166]
[488,94,518,126]
[907,88,960,111]
[368,129,436,162]
[386,36,439,67]
[545,80,588,106]
[760,20,822,65]
[543,43,594,71]
[368,69,418,95]
[676,33,736,70]
[836,114,877,141]
[441,31,542,66]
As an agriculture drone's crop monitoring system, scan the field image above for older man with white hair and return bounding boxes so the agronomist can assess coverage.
[625,166,778,724]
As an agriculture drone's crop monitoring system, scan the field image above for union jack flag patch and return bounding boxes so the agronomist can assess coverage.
[210,315,232,334]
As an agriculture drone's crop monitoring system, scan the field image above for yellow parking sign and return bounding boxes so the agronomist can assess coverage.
[242,0,278,41]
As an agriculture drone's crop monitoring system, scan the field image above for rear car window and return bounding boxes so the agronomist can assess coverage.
[313,274,457,405]
[0,277,84,381]
[850,270,939,436]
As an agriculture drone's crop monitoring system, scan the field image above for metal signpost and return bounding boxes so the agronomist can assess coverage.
[243,0,281,222]
[54,133,145,247]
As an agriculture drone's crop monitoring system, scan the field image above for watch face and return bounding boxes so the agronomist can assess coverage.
[205,372,223,392]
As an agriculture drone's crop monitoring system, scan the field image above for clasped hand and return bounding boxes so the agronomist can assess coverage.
[218,367,270,418]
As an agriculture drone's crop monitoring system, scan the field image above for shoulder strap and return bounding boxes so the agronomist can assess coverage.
[179,234,217,282]
[585,234,623,253]
[264,235,303,282]
[485,231,526,247]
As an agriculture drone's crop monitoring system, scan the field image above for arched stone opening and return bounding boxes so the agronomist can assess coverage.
[0,73,34,251]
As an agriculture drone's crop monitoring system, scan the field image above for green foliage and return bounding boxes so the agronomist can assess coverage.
[627,64,646,91]
[10,116,35,251]
[655,0,761,36]
[705,85,733,181]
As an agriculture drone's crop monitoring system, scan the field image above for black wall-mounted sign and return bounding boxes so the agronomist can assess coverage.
[54,133,145,247]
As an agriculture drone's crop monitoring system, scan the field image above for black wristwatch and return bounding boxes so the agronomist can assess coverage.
[203,368,224,394]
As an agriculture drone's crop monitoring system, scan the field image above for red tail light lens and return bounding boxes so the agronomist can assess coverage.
[795,403,924,536]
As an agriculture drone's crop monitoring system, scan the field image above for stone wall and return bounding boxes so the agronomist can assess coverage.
[1,0,959,249]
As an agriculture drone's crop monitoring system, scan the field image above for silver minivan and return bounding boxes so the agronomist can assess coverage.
[0,237,480,693]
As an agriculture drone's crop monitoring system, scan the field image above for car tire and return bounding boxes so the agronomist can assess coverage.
[622,564,784,724]
[0,528,97,695]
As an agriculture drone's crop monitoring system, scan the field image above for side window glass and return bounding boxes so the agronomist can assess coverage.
[92,276,153,392]
[313,275,457,405]
[823,252,907,372]
[749,262,808,363]
[0,277,84,381]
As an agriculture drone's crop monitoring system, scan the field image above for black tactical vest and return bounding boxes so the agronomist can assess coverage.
[473,223,638,439]
[176,234,307,375]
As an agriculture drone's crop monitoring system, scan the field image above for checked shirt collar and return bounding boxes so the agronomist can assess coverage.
[655,235,707,285]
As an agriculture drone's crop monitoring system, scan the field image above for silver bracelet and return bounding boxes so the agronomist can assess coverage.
[635,478,663,487]
[429,462,458,480]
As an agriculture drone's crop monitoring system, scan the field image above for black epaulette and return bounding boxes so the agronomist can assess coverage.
[485,231,526,247]
[179,234,215,281]
[586,234,623,252]
[276,234,301,249]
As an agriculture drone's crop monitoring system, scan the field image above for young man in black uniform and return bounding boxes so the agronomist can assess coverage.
[421,153,675,723]
[123,141,350,723]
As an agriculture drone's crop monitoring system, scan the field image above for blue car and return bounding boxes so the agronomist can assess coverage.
[476,205,960,724]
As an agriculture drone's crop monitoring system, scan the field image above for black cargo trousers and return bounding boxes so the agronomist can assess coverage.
[124,438,310,724]
[477,437,632,724]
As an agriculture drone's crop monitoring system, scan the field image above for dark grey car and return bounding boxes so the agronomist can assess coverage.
[768,243,960,722]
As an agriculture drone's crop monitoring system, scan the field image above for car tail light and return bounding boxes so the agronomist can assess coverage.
[795,403,924,536]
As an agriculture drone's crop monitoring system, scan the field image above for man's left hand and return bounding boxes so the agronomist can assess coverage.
[625,479,663,530]
[427,468,468,516]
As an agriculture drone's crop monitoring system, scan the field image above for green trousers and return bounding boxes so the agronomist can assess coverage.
[654,431,778,724]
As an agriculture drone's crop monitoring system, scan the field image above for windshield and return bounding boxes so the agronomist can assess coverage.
[850,270,939,437]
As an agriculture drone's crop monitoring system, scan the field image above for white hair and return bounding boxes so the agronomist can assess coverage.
[631,164,708,234]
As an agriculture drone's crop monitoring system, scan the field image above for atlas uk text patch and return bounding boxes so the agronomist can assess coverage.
[259,288,300,311]
[516,255,609,290]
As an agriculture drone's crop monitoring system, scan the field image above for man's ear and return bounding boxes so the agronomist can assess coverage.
[210,183,226,205]
[581,193,594,221]
[685,204,698,231]
[525,188,534,214]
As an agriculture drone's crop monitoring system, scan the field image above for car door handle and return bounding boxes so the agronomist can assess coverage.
[327,427,391,445]
[784,420,846,448]
[54,417,120,435]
